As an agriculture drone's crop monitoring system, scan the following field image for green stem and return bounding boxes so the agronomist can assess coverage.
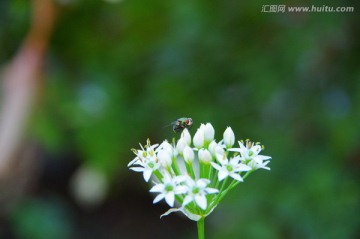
[207,178,228,212]
[171,156,181,176]
[185,162,196,179]
[153,170,163,182]
[200,163,210,179]
[215,170,255,204]
[197,217,205,239]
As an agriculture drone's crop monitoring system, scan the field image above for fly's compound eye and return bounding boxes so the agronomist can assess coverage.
[186,118,192,125]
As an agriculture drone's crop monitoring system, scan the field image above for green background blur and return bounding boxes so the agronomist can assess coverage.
[1,0,360,238]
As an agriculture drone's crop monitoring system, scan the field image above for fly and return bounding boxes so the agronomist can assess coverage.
[165,117,193,133]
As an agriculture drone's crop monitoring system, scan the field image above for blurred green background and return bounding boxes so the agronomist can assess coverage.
[1,0,360,238]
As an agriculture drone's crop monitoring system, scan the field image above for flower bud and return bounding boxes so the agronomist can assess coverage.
[199,123,206,130]
[208,141,218,156]
[157,150,172,168]
[180,128,191,145]
[176,138,187,154]
[223,127,235,148]
[215,151,228,164]
[161,140,175,157]
[215,145,225,157]
[193,128,205,149]
[203,123,215,142]
[183,146,195,164]
[198,149,212,164]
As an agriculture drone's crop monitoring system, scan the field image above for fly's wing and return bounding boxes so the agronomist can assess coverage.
[172,120,183,133]
[162,120,177,129]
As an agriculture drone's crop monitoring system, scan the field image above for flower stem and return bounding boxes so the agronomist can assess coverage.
[197,217,205,239]
[215,170,254,203]
[171,157,181,176]
[185,162,196,179]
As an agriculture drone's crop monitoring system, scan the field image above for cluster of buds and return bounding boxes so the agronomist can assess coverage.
[128,123,271,220]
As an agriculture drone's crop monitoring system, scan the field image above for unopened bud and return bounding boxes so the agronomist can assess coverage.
[183,146,195,163]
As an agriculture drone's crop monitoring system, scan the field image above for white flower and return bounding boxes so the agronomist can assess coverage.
[208,140,218,155]
[183,146,195,163]
[129,123,273,221]
[203,123,215,142]
[198,149,212,164]
[130,156,160,182]
[181,128,191,145]
[128,140,162,182]
[128,140,159,167]
[248,160,271,170]
[211,155,251,181]
[157,149,172,168]
[223,127,235,148]
[214,145,225,157]
[159,140,176,157]
[176,138,188,154]
[183,178,218,210]
[229,140,271,170]
[193,127,205,149]
[150,173,187,207]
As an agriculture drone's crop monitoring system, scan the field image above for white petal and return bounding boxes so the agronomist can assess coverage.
[176,138,188,154]
[228,148,241,152]
[157,150,172,167]
[127,157,139,167]
[254,155,272,161]
[196,179,210,188]
[208,141,218,155]
[165,192,175,207]
[181,128,192,145]
[185,177,196,187]
[160,208,182,219]
[210,162,222,171]
[130,167,144,172]
[159,207,203,221]
[204,123,215,142]
[238,141,246,149]
[194,195,207,210]
[183,146,195,163]
[230,156,240,165]
[223,127,235,148]
[182,195,193,206]
[215,153,225,164]
[153,194,165,204]
[183,145,195,163]
[175,185,188,194]
[252,145,262,154]
[218,170,228,181]
[239,149,248,158]
[175,175,188,183]
[150,184,164,193]
[236,164,252,172]
[151,143,160,149]
[143,170,152,182]
[205,188,219,194]
[215,146,225,157]
[193,128,205,149]
[230,173,243,182]
[259,161,271,170]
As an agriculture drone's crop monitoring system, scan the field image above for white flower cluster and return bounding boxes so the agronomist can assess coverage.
[128,123,271,220]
